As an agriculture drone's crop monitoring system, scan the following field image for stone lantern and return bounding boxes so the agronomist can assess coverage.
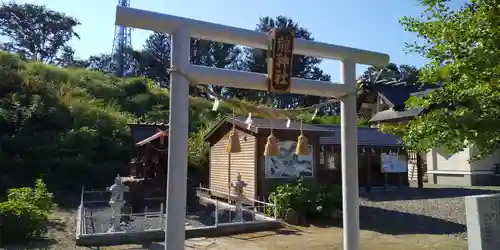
[106,175,130,232]
[231,173,247,222]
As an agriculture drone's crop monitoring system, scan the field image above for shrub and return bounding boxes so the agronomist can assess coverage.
[188,121,214,168]
[0,179,54,245]
[314,184,342,217]
[7,179,54,214]
[267,178,315,218]
[267,178,342,220]
[0,201,48,245]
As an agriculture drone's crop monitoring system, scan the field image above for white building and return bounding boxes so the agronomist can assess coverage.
[360,81,500,186]
[426,147,500,186]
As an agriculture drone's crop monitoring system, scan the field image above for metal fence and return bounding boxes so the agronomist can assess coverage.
[79,186,166,236]
[197,185,277,220]
[79,204,165,235]
[78,186,277,236]
[80,186,164,205]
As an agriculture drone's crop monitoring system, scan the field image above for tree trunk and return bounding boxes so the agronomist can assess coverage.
[416,153,424,189]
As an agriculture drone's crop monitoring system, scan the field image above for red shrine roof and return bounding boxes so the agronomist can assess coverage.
[135,129,169,146]
[128,122,169,143]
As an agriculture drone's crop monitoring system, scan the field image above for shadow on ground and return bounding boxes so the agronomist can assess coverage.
[303,205,465,236]
[360,187,500,202]
[2,238,58,250]
[229,227,303,241]
[359,206,465,235]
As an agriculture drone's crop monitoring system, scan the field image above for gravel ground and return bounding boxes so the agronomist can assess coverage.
[83,203,257,234]
[83,185,500,241]
[358,185,500,240]
[83,207,174,233]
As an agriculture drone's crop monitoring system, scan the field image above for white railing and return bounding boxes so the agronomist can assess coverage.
[198,185,273,204]
[80,203,165,236]
[197,185,278,220]
[79,186,278,236]
[205,199,277,228]
[80,186,164,205]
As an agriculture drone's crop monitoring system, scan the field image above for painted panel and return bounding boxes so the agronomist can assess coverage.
[265,141,314,178]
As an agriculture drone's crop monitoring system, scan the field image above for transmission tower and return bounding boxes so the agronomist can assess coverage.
[111,0,132,77]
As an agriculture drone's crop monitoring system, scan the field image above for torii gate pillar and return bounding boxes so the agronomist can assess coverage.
[165,28,190,250]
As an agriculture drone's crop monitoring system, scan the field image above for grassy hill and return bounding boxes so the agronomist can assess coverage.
[0,51,356,201]
[0,51,215,197]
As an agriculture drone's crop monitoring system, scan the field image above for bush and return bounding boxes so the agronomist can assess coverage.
[0,201,48,245]
[7,179,54,214]
[0,179,54,245]
[268,178,314,218]
[267,178,342,220]
[188,121,215,168]
[314,184,342,217]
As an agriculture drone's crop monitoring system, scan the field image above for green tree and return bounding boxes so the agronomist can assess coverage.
[57,46,88,68]
[86,53,115,73]
[141,32,171,87]
[192,40,242,96]
[84,47,149,77]
[139,32,241,96]
[0,2,80,65]
[359,63,420,85]
[380,0,500,159]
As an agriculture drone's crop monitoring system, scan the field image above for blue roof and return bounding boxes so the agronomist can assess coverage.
[367,83,440,110]
[317,125,402,147]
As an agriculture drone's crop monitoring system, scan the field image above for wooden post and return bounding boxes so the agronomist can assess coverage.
[366,147,372,191]
[416,152,424,188]
[228,152,232,219]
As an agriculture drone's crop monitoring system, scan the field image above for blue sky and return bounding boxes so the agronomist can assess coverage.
[15,0,430,81]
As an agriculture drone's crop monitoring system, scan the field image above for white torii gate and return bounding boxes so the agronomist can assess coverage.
[115,6,389,250]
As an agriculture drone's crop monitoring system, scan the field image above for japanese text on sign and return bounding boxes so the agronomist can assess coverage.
[268,28,295,93]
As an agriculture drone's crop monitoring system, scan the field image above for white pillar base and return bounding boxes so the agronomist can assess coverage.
[232,201,245,223]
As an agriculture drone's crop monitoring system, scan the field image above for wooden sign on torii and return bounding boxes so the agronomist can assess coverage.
[115,6,389,250]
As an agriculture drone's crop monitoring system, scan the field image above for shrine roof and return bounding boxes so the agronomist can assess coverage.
[203,116,402,147]
[217,116,333,133]
[318,125,403,147]
[136,131,168,146]
[359,82,439,107]
[204,116,336,142]
[357,81,440,119]
[128,122,169,145]
[369,107,426,123]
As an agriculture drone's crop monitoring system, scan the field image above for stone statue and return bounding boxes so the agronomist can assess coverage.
[230,173,247,222]
[231,173,247,197]
[106,175,129,232]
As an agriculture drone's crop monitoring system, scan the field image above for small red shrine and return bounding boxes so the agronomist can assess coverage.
[123,122,169,212]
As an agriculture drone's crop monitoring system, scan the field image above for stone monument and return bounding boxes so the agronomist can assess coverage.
[231,173,247,223]
[465,193,500,250]
[106,175,130,232]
